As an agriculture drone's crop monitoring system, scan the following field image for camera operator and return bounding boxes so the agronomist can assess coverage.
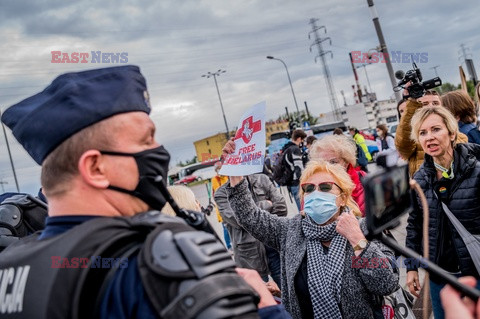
[395,82,468,177]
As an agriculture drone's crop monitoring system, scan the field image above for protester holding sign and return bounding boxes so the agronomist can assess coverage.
[222,136,398,319]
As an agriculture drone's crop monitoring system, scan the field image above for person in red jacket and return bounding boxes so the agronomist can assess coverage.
[309,134,366,215]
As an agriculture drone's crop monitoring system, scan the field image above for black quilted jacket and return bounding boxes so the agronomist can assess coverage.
[406,143,480,278]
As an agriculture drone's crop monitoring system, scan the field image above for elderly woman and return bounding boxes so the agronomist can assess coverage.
[310,134,366,215]
[226,159,398,319]
[406,106,480,319]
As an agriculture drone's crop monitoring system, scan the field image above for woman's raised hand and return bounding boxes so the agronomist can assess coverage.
[336,211,365,248]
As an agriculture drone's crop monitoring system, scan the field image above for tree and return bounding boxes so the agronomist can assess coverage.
[287,110,318,130]
[438,80,475,98]
[438,82,457,95]
[185,156,197,166]
[177,155,197,167]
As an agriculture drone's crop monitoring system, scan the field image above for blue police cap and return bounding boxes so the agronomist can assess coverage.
[1,65,151,164]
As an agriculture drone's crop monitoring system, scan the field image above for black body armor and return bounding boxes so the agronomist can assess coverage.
[0,211,259,318]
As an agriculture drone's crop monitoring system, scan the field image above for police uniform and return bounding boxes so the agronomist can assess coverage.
[0,66,289,319]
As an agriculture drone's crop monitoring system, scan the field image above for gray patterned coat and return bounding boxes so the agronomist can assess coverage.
[215,173,287,278]
[227,179,399,319]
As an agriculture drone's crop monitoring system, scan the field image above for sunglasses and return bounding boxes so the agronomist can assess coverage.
[301,182,342,194]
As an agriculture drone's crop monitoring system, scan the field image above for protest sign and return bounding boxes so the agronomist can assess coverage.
[220,101,266,176]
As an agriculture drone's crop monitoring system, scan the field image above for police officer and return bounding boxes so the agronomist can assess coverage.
[0,66,290,319]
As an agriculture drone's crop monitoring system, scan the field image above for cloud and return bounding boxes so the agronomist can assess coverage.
[1,0,479,194]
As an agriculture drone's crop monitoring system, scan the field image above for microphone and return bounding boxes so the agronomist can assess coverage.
[395,70,405,80]
[153,176,216,235]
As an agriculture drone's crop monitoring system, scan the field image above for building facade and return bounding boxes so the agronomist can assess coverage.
[324,98,399,130]
[194,132,229,162]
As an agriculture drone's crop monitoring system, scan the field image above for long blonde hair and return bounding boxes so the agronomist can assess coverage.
[299,160,361,216]
[161,185,200,216]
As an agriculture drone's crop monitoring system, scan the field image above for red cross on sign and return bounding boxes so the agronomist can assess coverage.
[234,116,261,144]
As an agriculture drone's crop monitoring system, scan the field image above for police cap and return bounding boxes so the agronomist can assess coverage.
[1,65,151,164]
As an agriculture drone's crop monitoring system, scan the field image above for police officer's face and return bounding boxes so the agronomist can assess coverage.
[103,112,160,215]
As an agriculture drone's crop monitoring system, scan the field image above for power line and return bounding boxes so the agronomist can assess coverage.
[308,18,341,121]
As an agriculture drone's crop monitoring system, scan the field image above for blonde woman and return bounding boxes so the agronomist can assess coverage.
[161,185,200,216]
[222,148,398,319]
[407,106,480,319]
[309,134,366,215]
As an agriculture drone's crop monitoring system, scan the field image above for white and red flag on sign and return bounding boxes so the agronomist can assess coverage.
[220,101,266,176]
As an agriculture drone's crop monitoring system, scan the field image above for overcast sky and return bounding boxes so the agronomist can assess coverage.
[0,0,479,195]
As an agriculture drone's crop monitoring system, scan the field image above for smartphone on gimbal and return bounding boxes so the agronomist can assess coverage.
[362,158,480,301]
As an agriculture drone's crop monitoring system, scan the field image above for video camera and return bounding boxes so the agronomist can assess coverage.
[362,156,480,301]
[394,62,442,99]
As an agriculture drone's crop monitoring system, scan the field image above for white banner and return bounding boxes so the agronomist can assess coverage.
[220,101,266,176]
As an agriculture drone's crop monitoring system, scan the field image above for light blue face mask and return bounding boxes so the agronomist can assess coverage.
[303,191,339,225]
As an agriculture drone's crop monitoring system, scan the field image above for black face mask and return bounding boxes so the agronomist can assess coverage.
[100,145,171,211]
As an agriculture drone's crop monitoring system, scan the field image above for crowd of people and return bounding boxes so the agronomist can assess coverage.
[1,65,480,319]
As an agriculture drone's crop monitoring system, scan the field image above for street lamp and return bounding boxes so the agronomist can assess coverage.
[201,69,230,139]
[430,65,440,77]
[356,63,373,93]
[0,108,20,192]
[266,56,300,114]
[0,179,7,193]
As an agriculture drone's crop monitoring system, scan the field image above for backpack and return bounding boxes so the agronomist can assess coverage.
[0,193,48,252]
[272,150,294,186]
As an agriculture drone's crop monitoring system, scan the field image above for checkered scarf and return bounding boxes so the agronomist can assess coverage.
[302,215,347,319]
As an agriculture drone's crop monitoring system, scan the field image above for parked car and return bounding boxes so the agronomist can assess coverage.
[174,174,199,185]
[389,124,398,137]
